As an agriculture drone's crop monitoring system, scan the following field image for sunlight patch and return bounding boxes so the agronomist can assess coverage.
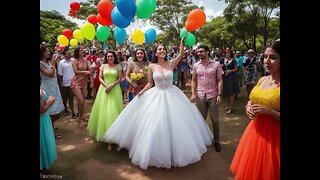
[57,144,76,152]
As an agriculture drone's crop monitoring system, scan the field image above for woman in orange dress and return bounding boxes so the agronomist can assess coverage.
[125,48,149,101]
[230,40,280,180]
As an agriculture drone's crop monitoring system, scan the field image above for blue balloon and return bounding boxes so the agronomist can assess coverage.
[115,0,136,19]
[111,7,131,28]
[103,44,108,49]
[114,28,126,44]
[145,28,157,44]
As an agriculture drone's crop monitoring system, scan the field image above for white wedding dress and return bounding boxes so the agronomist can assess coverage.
[104,69,213,170]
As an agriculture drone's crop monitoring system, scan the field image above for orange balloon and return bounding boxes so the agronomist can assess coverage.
[96,13,113,26]
[185,20,197,32]
[187,9,206,29]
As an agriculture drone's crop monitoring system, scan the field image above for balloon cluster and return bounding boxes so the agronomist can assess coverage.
[180,9,206,47]
[58,0,158,48]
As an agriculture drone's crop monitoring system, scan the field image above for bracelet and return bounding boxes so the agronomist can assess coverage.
[218,94,222,96]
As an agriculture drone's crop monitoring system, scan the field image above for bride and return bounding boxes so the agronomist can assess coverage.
[104,36,213,170]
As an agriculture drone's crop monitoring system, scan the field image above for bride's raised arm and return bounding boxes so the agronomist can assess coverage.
[169,35,187,68]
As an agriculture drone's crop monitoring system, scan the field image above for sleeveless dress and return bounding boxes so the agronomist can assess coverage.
[40,89,57,170]
[222,59,240,96]
[71,59,89,89]
[130,62,149,96]
[87,65,124,141]
[230,78,280,180]
[40,61,64,115]
[104,69,213,170]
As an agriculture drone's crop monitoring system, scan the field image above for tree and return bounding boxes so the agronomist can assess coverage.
[197,17,236,50]
[40,10,78,51]
[222,0,280,51]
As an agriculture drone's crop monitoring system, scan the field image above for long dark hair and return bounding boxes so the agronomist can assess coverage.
[151,44,168,63]
[266,40,280,56]
[74,46,82,59]
[40,44,47,60]
[105,51,119,64]
[133,48,148,62]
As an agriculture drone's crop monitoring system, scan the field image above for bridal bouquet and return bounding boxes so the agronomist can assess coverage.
[130,71,144,82]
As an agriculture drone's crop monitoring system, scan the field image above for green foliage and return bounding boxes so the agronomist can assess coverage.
[223,0,280,51]
[40,10,78,51]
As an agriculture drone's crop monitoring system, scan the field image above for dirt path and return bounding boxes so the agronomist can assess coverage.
[48,85,249,180]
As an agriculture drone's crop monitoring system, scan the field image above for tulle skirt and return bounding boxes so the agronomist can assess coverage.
[230,115,280,180]
[87,84,123,141]
[104,85,213,169]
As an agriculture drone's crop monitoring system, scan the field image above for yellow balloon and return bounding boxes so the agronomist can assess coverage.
[81,23,96,41]
[76,38,84,43]
[70,39,78,47]
[73,29,84,40]
[57,35,69,46]
[131,29,144,45]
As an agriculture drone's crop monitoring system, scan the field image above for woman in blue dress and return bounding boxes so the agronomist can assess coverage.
[40,77,57,173]
[40,45,65,138]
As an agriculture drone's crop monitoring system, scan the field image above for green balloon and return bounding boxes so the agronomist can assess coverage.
[96,25,110,42]
[179,27,189,39]
[81,23,96,41]
[184,33,196,47]
[136,0,156,19]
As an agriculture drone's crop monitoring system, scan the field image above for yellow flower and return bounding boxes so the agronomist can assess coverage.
[131,72,144,82]
[137,73,143,79]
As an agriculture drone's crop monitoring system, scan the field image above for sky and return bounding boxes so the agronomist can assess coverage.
[40,0,228,33]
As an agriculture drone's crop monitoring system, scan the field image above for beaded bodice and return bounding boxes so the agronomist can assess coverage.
[249,79,280,111]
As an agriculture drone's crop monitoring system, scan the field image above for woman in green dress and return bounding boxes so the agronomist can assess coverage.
[87,51,124,151]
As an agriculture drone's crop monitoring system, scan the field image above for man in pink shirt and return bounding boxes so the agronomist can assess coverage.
[190,44,224,152]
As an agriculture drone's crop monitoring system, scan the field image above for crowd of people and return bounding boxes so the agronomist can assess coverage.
[40,38,280,179]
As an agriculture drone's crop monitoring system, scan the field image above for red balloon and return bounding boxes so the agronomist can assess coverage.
[62,29,73,39]
[97,0,114,19]
[88,14,98,24]
[70,2,80,11]
[96,13,113,26]
[185,20,198,32]
[59,44,66,50]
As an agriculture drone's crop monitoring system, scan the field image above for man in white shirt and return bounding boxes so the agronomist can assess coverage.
[57,50,76,118]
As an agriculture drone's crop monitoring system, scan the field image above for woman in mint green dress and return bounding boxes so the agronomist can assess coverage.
[40,78,57,172]
[87,51,124,151]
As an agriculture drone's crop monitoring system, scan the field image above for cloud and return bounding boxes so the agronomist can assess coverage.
[191,0,227,21]
[204,9,224,21]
